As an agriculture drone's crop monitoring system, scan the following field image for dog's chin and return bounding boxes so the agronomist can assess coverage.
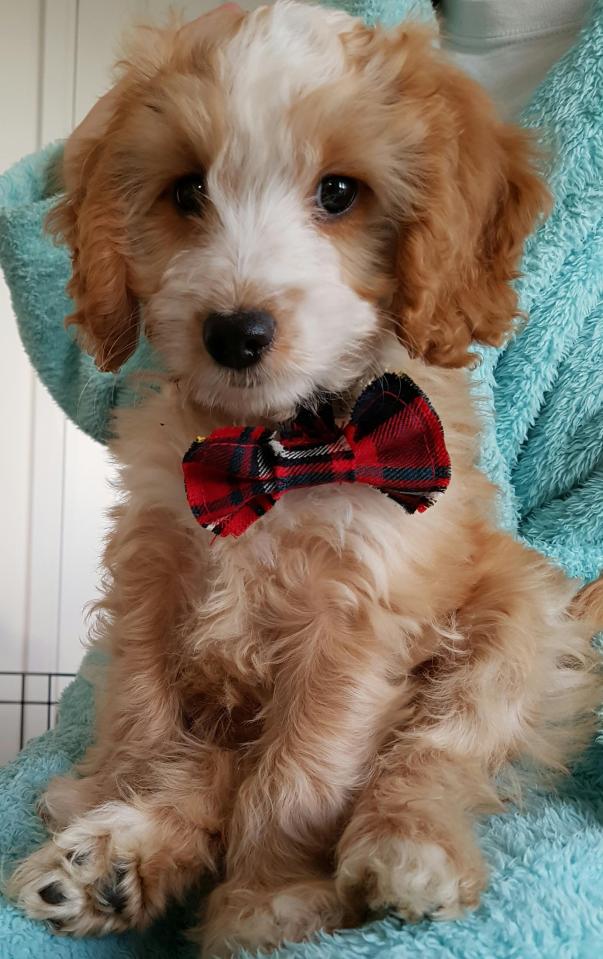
[183,345,384,425]
[189,371,320,426]
[188,364,374,427]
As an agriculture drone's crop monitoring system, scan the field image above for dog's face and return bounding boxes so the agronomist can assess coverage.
[52,1,548,421]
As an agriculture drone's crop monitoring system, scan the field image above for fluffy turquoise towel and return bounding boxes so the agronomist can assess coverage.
[0,0,602,957]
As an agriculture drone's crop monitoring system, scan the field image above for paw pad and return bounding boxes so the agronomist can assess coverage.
[39,882,67,906]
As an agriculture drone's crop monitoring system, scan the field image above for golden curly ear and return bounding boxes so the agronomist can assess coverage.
[47,81,140,373]
[392,55,550,368]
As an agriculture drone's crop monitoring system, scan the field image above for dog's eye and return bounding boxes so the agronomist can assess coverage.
[173,174,206,215]
[316,175,358,216]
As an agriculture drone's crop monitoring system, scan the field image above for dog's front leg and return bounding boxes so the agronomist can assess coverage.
[335,541,602,925]
[9,506,234,936]
[199,612,396,958]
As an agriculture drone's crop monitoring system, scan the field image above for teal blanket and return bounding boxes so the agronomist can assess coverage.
[0,1,602,957]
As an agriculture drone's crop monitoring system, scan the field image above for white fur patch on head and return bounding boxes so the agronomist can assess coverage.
[223,0,350,113]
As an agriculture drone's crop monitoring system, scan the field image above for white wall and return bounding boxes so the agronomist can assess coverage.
[0,0,261,761]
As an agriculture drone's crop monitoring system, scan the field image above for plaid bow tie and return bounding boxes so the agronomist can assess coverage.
[182,372,451,537]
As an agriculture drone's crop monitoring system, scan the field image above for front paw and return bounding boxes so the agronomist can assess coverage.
[199,878,346,958]
[9,801,160,935]
[336,832,486,922]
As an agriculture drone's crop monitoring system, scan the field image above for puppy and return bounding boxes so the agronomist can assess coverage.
[10,3,602,957]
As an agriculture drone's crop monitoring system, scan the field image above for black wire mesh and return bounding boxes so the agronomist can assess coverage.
[0,671,76,754]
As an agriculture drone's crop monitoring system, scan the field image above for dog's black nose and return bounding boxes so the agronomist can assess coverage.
[203,310,276,370]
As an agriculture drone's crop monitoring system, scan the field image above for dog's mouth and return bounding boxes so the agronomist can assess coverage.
[199,363,374,430]
[182,313,389,426]
[202,345,390,424]
[187,363,309,425]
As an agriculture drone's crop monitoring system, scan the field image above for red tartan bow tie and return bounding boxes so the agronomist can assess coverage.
[182,372,451,537]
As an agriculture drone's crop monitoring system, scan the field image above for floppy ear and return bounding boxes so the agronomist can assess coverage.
[48,148,140,374]
[47,80,141,373]
[391,50,550,368]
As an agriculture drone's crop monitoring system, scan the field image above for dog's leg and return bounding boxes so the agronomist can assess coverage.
[336,537,601,922]
[9,507,234,935]
[198,613,396,958]
[336,747,493,922]
[8,749,232,936]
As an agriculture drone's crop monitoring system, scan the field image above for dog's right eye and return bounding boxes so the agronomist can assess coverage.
[173,174,206,216]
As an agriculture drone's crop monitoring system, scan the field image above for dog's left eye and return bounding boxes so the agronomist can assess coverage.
[173,174,206,216]
[316,175,358,216]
